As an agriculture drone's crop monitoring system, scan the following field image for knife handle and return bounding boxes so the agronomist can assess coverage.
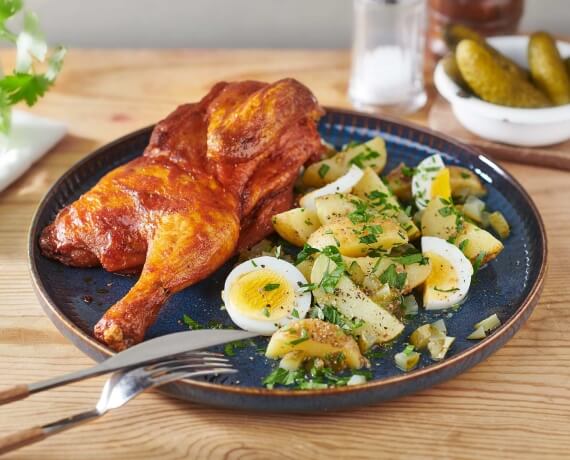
[0,384,29,406]
[0,426,46,455]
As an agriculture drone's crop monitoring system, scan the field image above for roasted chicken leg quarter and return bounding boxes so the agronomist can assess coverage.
[40,79,324,351]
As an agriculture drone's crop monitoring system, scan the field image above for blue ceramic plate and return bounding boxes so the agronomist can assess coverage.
[29,108,547,412]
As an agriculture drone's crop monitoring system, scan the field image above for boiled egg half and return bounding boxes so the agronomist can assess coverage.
[222,256,311,335]
[422,236,473,310]
[412,154,451,210]
[300,165,364,211]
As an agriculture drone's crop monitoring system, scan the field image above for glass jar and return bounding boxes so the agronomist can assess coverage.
[428,0,524,58]
[348,0,427,115]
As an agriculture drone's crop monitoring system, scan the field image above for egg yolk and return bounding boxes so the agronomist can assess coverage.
[424,253,459,301]
[228,268,294,321]
[431,168,451,200]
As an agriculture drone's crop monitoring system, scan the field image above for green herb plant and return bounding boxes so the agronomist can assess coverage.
[0,0,66,133]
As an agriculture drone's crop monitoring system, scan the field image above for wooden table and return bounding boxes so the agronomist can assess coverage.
[0,50,568,460]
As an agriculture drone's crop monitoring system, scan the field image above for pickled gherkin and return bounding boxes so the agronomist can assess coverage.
[528,32,570,106]
[441,53,470,92]
[443,24,528,81]
[456,40,550,108]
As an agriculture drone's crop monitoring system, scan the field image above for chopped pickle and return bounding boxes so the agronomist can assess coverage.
[474,313,501,333]
[428,336,455,361]
[467,325,487,340]
[489,211,510,239]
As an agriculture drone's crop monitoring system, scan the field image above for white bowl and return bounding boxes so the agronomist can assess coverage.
[434,36,570,147]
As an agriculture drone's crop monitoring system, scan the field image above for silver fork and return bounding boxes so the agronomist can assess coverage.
[0,353,236,456]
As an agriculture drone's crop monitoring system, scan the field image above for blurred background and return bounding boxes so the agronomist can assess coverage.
[20,0,570,48]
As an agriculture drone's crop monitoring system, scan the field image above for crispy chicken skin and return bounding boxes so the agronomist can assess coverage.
[40,79,324,350]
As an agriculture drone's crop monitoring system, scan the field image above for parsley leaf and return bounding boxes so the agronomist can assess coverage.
[400,165,416,177]
[472,251,486,276]
[263,283,280,291]
[289,328,310,346]
[393,253,429,266]
[296,244,320,265]
[318,163,330,179]
[182,313,203,330]
[379,264,407,290]
[310,305,364,336]
[0,3,66,133]
[224,339,254,356]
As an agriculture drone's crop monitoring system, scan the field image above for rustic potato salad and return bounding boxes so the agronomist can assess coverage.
[222,138,510,389]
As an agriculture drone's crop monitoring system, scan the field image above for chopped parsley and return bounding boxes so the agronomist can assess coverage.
[349,146,380,168]
[263,283,280,292]
[460,171,471,179]
[400,165,416,177]
[291,308,300,319]
[289,328,309,346]
[458,239,470,253]
[318,246,346,293]
[223,339,254,356]
[310,304,364,336]
[359,234,377,245]
[182,314,203,330]
[348,199,374,224]
[318,163,330,179]
[472,251,486,279]
[379,263,407,290]
[393,253,429,266]
[296,244,320,265]
[262,306,271,317]
[262,362,372,389]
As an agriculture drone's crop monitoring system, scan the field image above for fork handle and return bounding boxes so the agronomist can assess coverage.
[0,385,29,406]
[0,409,100,456]
[0,426,46,455]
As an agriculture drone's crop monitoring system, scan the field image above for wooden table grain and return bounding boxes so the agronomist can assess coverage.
[0,50,568,460]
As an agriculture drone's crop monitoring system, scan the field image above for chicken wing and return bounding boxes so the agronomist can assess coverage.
[40,78,323,350]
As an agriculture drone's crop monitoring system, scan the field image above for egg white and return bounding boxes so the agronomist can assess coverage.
[222,256,311,335]
[300,165,364,211]
[412,154,446,210]
[421,236,473,310]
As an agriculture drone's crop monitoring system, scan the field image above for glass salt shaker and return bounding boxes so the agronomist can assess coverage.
[349,0,427,115]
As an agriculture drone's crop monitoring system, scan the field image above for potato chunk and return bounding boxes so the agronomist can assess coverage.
[352,167,420,240]
[449,166,486,198]
[272,207,320,247]
[421,198,503,264]
[308,216,408,257]
[311,255,404,349]
[315,193,359,225]
[302,137,387,187]
[266,319,367,369]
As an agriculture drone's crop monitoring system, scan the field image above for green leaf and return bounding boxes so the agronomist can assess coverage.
[0,0,22,43]
[0,0,22,21]
[0,73,50,106]
[318,163,330,179]
[295,243,320,265]
[379,263,407,290]
[181,313,203,330]
[15,11,47,73]
[393,253,429,266]
[263,283,280,292]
